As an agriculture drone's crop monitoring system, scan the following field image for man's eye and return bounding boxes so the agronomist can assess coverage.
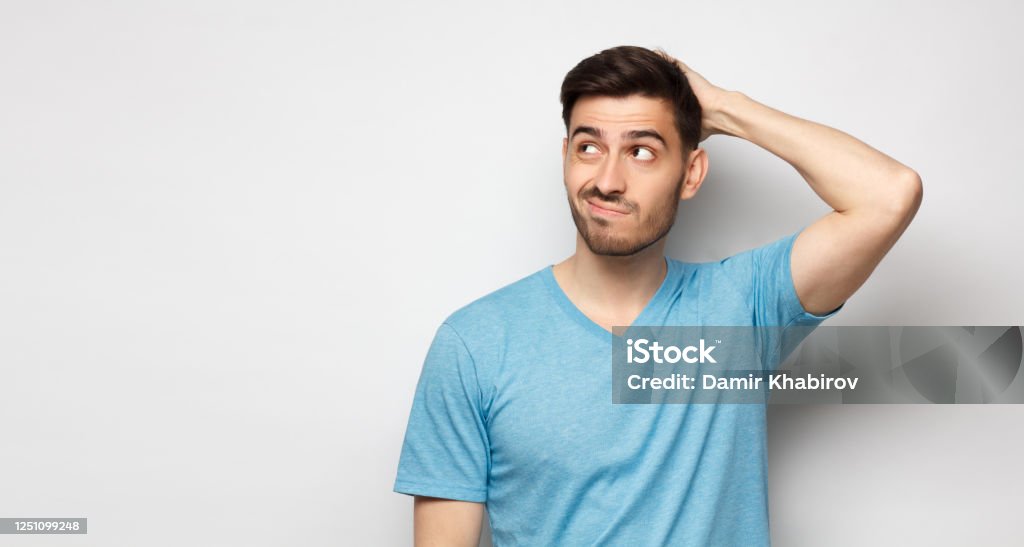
[579,143,599,154]
[633,147,655,161]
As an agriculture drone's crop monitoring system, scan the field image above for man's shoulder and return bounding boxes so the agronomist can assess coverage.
[666,232,798,304]
[441,266,549,337]
[679,232,797,278]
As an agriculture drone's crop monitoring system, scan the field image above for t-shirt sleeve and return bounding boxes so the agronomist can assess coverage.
[752,227,844,369]
[393,322,490,503]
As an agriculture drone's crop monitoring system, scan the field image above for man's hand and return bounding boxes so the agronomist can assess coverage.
[656,51,733,142]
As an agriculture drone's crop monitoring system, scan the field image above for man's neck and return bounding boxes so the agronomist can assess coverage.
[551,236,668,331]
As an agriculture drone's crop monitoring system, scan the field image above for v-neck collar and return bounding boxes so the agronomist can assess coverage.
[540,257,677,344]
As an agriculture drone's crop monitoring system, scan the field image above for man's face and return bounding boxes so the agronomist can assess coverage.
[562,94,697,257]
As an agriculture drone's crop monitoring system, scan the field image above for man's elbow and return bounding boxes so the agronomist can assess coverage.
[890,169,923,220]
[871,169,922,226]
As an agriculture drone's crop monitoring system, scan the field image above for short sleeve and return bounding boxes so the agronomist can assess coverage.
[752,227,844,369]
[393,322,490,503]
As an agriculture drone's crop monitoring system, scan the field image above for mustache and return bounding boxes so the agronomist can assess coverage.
[580,187,634,212]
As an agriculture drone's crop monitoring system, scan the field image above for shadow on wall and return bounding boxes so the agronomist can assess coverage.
[666,144,822,263]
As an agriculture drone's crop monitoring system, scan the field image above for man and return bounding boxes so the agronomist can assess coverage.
[393,45,922,545]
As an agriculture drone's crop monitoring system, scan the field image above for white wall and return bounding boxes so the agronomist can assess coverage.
[1,1,1021,545]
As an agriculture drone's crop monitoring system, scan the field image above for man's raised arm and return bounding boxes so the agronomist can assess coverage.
[668,55,922,315]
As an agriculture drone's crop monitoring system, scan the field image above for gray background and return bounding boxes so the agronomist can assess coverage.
[1,0,1021,545]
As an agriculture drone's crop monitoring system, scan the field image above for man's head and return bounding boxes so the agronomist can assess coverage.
[559,45,707,257]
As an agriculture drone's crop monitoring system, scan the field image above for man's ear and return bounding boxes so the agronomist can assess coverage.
[679,147,709,201]
[562,137,568,159]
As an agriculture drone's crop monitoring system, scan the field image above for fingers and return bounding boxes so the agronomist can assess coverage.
[668,56,691,74]
[655,50,696,80]
[656,50,684,70]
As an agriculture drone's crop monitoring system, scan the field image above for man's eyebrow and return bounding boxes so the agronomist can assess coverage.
[570,125,668,148]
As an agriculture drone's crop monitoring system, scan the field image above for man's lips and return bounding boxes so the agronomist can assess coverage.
[586,199,630,216]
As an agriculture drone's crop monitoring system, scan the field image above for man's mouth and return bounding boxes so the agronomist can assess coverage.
[586,199,630,216]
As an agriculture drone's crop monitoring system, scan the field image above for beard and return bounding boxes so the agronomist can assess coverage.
[567,176,685,257]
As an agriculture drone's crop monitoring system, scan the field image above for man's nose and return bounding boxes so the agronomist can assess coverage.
[594,153,627,195]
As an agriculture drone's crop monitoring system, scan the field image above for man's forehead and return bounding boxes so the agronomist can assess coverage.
[569,95,676,141]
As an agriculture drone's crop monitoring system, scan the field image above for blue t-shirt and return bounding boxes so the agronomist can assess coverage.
[393,229,843,546]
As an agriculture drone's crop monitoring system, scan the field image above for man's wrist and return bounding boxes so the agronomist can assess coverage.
[707,90,750,140]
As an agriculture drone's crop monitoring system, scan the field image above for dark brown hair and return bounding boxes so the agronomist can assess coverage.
[560,45,702,155]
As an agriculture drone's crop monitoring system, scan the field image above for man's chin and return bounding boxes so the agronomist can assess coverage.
[582,237,647,257]
[581,225,674,257]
